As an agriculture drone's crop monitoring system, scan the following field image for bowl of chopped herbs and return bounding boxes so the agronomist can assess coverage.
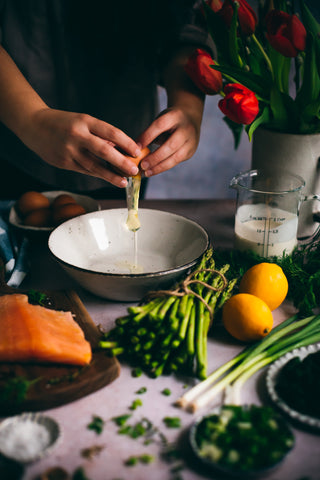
[190,404,294,477]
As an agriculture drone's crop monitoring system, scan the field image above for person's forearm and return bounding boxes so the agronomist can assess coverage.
[162,46,205,124]
[0,46,48,140]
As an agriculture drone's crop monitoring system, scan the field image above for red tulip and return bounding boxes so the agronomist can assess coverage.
[218,0,257,36]
[218,83,259,124]
[206,0,223,13]
[184,48,223,95]
[265,10,306,57]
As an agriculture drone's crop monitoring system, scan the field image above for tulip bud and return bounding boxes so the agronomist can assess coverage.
[265,10,307,57]
[206,0,223,13]
[184,48,223,95]
[218,83,259,124]
[219,0,257,36]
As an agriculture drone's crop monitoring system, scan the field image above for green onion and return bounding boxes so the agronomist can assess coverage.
[99,248,238,379]
[136,387,147,394]
[161,388,172,396]
[87,415,104,435]
[163,417,182,428]
[176,313,320,412]
[129,398,143,410]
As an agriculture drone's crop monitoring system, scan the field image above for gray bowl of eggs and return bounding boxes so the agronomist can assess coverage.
[9,191,100,236]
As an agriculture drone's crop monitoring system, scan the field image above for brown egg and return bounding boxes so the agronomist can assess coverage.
[52,194,77,209]
[17,191,50,217]
[53,203,86,225]
[23,207,52,227]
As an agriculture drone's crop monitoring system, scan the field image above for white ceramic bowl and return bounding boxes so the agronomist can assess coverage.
[48,208,209,301]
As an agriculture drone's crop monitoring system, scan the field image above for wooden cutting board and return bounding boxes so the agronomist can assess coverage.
[0,262,120,416]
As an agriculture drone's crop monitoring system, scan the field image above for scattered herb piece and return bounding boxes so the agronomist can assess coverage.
[0,375,40,404]
[125,456,139,466]
[118,425,132,436]
[117,421,147,439]
[139,454,154,464]
[129,398,143,410]
[124,454,154,466]
[132,367,142,377]
[129,422,147,439]
[136,387,147,394]
[72,466,91,480]
[112,414,132,427]
[161,388,171,396]
[81,444,105,460]
[163,417,181,429]
[27,289,51,307]
[47,367,85,385]
[87,415,105,435]
[39,467,69,480]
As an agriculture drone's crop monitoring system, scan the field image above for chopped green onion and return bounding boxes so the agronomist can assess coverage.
[163,417,181,429]
[176,313,320,411]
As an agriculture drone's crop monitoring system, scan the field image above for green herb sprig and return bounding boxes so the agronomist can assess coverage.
[214,243,320,316]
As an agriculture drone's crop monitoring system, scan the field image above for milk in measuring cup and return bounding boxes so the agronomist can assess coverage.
[234,204,298,257]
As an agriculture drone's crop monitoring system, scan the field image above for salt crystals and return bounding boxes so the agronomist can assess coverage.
[0,415,58,463]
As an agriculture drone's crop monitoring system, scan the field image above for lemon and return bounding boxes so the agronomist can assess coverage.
[222,293,273,342]
[239,263,288,311]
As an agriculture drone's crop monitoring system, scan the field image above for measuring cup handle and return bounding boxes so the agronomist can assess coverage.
[298,194,320,244]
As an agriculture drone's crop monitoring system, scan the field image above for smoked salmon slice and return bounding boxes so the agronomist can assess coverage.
[0,294,92,365]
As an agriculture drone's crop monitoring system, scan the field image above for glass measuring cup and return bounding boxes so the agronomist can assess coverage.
[230,169,320,257]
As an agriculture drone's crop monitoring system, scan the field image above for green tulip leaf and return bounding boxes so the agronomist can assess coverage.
[228,1,242,68]
[244,35,273,80]
[299,0,320,78]
[210,64,271,99]
[222,117,244,149]
[202,1,232,63]
[297,34,320,106]
[269,87,291,129]
[246,106,270,141]
[301,99,320,123]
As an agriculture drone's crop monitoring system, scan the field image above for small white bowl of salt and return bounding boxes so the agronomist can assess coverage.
[0,413,61,463]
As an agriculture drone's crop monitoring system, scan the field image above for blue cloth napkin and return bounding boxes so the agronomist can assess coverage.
[0,201,30,287]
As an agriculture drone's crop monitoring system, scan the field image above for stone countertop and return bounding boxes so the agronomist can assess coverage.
[4,199,320,480]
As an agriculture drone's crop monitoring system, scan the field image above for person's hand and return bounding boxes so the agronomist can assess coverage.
[23,108,142,187]
[137,105,202,177]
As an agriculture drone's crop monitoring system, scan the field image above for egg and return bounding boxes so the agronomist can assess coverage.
[23,208,52,227]
[17,191,50,217]
[52,194,77,209]
[52,203,86,225]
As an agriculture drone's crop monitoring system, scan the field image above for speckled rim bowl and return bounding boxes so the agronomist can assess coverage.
[190,406,294,478]
[0,412,61,463]
[266,343,320,430]
[48,208,210,301]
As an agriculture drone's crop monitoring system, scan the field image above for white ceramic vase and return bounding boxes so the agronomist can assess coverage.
[251,128,320,238]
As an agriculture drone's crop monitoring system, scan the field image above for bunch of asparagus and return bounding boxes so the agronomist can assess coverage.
[99,249,237,379]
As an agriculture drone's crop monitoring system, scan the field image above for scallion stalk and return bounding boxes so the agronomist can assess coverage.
[176,313,320,412]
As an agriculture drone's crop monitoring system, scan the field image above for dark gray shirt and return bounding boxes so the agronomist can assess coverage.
[0,0,211,193]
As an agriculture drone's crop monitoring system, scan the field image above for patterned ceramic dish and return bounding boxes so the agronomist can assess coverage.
[266,343,320,430]
[0,412,61,463]
[9,190,100,234]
